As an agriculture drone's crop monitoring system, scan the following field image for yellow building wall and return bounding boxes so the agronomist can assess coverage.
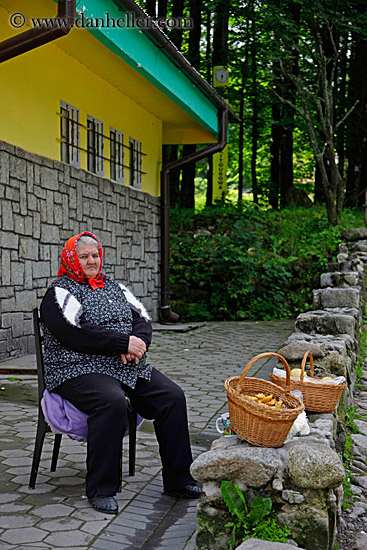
[0,6,162,197]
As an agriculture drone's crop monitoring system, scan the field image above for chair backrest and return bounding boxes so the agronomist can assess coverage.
[33,307,46,402]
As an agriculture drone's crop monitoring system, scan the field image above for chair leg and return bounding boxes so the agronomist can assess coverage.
[51,434,62,472]
[128,409,137,477]
[29,413,48,489]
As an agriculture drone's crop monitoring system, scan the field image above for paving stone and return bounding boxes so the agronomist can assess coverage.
[43,530,94,547]
[2,456,33,467]
[0,502,32,513]
[0,492,22,503]
[79,519,110,535]
[0,449,31,457]
[0,515,38,529]
[18,483,57,494]
[30,503,74,518]
[38,517,83,532]
[10,473,51,484]
[0,527,47,544]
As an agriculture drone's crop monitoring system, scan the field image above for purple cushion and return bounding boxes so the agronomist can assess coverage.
[41,389,144,442]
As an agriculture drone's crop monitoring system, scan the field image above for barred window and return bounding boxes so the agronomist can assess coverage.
[110,128,124,184]
[60,101,80,167]
[129,137,142,188]
[87,115,104,177]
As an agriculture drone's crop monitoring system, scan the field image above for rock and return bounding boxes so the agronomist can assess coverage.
[295,310,356,338]
[210,436,239,450]
[277,342,324,361]
[351,476,367,490]
[339,243,349,254]
[352,433,367,454]
[354,420,367,436]
[350,484,363,495]
[287,441,345,489]
[354,533,367,550]
[286,332,354,355]
[319,272,360,288]
[285,187,313,208]
[352,459,367,473]
[352,240,367,252]
[194,229,211,237]
[308,418,333,440]
[236,540,305,550]
[348,503,367,519]
[314,287,361,309]
[341,228,367,241]
[337,253,349,263]
[281,490,305,504]
[190,446,286,488]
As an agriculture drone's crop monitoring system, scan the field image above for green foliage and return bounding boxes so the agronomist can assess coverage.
[221,481,291,549]
[170,203,364,321]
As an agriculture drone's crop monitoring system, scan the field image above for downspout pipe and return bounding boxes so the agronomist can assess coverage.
[0,0,76,64]
[159,106,229,323]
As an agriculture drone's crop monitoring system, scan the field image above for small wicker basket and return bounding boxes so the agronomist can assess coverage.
[224,352,304,448]
[269,350,347,413]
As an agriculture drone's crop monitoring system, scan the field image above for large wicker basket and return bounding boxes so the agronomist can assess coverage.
[269,351,347,413]
[224,352,304,448]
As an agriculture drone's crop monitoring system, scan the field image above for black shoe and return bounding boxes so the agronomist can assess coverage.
[164,483,202,499]
[88,496,118,514]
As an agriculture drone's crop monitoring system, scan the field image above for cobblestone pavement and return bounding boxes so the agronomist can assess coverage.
[0,320,294,550]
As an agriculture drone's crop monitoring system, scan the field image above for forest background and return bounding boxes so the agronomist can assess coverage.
[138,0,367,321]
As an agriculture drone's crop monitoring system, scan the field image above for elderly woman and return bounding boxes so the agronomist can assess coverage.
[40,231,201,514]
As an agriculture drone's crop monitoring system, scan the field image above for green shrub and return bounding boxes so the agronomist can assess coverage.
[221,480,291,549]
[170,203,364,321]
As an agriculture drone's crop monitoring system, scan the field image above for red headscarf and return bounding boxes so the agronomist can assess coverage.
[57,231,105,290]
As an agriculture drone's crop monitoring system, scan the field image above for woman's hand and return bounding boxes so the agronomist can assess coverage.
[121,336,146,364]
[121,352,140,364]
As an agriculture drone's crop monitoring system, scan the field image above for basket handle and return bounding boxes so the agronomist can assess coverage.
[301,350,314,380]
[235,352,291,396]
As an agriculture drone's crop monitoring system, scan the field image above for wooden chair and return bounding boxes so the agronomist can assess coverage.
[29,307,137,490]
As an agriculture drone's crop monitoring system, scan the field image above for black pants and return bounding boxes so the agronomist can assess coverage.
[54,368,195,497]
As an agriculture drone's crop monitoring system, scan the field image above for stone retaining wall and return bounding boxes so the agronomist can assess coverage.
[191,227,367,550]
[0,141,161,360]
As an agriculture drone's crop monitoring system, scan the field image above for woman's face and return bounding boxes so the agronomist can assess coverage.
[77,243,101,279]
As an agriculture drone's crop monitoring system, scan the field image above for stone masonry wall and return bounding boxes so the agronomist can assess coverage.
[191,228,367,550]
[0,140,161,360]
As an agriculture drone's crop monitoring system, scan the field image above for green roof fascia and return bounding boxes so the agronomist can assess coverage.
[71,0,219,138]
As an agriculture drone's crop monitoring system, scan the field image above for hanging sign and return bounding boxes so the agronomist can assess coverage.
[212,145,228,202]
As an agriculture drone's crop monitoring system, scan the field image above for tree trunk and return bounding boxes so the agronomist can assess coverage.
[346,37,367,206]
[314,162,324,204]
[158,0,167,18]
[179,0,201,209]
[161,0,184,199]
[270,103,281,209]
[212,1,229,68]
[145,0,156,17]
[251,14,258,203]
[280,125,293,206]
[162,145,180,206]
[335,34,348,185]
[181,144,196,208]
[170,0,185,49]
[238,84,245,204]
[206,156,213,206]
